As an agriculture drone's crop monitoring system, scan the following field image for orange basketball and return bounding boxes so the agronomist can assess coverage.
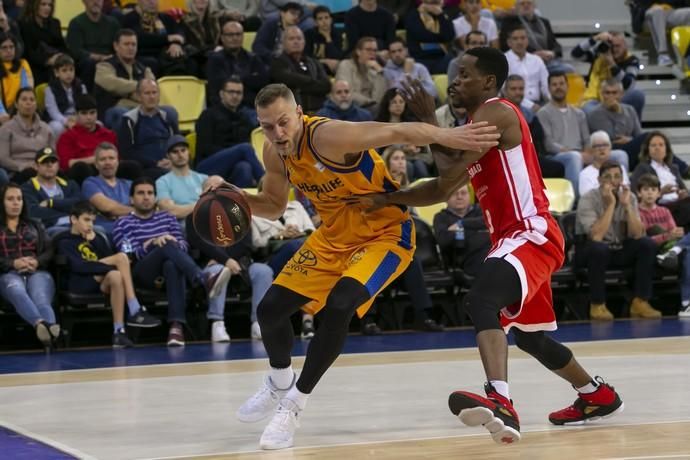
[192,185,252,247]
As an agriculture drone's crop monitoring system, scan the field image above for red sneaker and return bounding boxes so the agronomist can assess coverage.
[549,377,624,425]
[448,383,521,445]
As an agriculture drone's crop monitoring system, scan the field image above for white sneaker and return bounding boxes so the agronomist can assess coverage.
[211,321,230,342]
[679,304,690,318]
[658,54,674,66]
[251,321,262,340]
[259,398,301,450]
[237,374,295,423]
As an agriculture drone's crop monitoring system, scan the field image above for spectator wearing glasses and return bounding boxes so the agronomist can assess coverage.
[335,37,387,115]
[206,20,270,108]
[195,77,264,187]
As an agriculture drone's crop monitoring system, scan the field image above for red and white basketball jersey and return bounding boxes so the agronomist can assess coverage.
[468,97,551,245]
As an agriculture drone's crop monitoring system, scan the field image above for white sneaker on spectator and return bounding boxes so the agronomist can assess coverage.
[658,54,674,66]
[211,321,230,342]
[259,398,301,450]
[237,374,295,423]
[251,321,262,340]
[679,303,690,318]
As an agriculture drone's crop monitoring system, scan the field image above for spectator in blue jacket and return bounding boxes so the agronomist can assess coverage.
[253,2,302,61]
[56,201,161,348]
[316,80,373,122]
[116,78,179,180]
[21,148,82,237]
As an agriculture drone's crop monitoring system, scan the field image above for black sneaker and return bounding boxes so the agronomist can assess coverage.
[113,331,134,348]
[415,318,444,332]
[127,307,161,328]
[361,320,381,336]
[657,250,679,271]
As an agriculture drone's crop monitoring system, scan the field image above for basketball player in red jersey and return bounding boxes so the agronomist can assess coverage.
[363,47,624,444]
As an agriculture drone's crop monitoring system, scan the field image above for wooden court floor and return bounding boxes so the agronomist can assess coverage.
[0,337,688,460]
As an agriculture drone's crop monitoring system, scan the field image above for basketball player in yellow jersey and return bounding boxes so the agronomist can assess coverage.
[219,83,498,450]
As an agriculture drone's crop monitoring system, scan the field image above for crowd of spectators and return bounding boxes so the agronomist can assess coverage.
[1,0,689,351]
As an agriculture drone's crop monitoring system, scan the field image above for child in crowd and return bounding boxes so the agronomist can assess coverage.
[57,201,162,348]
[636,173,690,317]
[44,54,87,137]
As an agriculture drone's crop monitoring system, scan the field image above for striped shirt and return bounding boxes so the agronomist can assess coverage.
[638,205,676,246]
[112,211,188,260]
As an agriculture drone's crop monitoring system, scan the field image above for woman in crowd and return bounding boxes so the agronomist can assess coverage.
[0,31,32,124]
[18,0,68,85]
[632,131,690,228]
[0,87,54,183]
[335,37,387,115]
[0,183,57,347]
[181,0,221,78]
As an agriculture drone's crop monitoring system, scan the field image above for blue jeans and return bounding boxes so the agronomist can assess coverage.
[550,151,583,196]
[196,143,265,188]
[0,271,56,326]
[205,262,273,322]
[104,105,179,130]
[133,242,202,323]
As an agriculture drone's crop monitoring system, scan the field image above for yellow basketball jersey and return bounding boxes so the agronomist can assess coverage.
[280,116,413,249]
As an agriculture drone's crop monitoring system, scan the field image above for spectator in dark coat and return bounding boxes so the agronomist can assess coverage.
[252,2,302,61]
[304,6,344,75]
[403,0,455,74]
[21,147,82,236]
[316,80,372,122]
[18,0,69,84]
[269,26,331,113]
[344,0,396,54]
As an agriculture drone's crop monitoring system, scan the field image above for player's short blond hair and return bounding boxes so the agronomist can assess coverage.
[255,83,297,109]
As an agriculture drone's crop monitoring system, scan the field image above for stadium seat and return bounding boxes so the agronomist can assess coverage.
[544,178,575,214]
[157,76,206,132]
[243,32,256,52]
[54,0,83,33]
[671,26,690,76]
[35,83,48,115]
[566,73,586,106]
[186,132,197,163]
[251,127,265,165]
[158,0,187,11]
[432,74,448,103]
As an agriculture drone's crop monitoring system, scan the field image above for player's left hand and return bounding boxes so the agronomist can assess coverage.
[400,77,437,124]
[442,122,500,152]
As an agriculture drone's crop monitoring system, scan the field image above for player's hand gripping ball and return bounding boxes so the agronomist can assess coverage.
[192,183,252,247]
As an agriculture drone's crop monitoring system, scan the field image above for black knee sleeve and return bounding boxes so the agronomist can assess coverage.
[462,290,503,332]
[513,330,573,370]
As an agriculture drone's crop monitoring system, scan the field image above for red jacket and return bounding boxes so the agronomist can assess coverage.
[56,123,118,171]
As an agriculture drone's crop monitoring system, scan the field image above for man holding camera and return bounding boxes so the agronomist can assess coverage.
[571,31,645,119]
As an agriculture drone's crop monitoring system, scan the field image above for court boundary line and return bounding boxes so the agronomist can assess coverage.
[144,419,690,460]
[2,335,688,380]
[0,418,97,460]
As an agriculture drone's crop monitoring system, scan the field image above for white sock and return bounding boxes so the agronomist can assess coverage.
[285,385,309,411]
[270,366,295,390]
[489,380,510,400]
[576,379,599,394]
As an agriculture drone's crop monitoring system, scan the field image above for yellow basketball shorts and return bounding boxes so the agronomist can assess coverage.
[273,230,415,318]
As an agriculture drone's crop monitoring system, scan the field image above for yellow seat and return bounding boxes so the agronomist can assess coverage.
[157,76,206,133]
[671,26,690,75]
[35,83,48,114]
[186,132,197,163]
[54,0,83,32]
[409,177,475,226]
[243,188,258,196]
[243,32,256,52]
[251,127,265,166]
[543,178,575,214]
[432,74,448,103]
[566,73,586,106]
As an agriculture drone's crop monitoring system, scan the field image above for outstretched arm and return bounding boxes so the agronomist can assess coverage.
[311,118,498,164]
